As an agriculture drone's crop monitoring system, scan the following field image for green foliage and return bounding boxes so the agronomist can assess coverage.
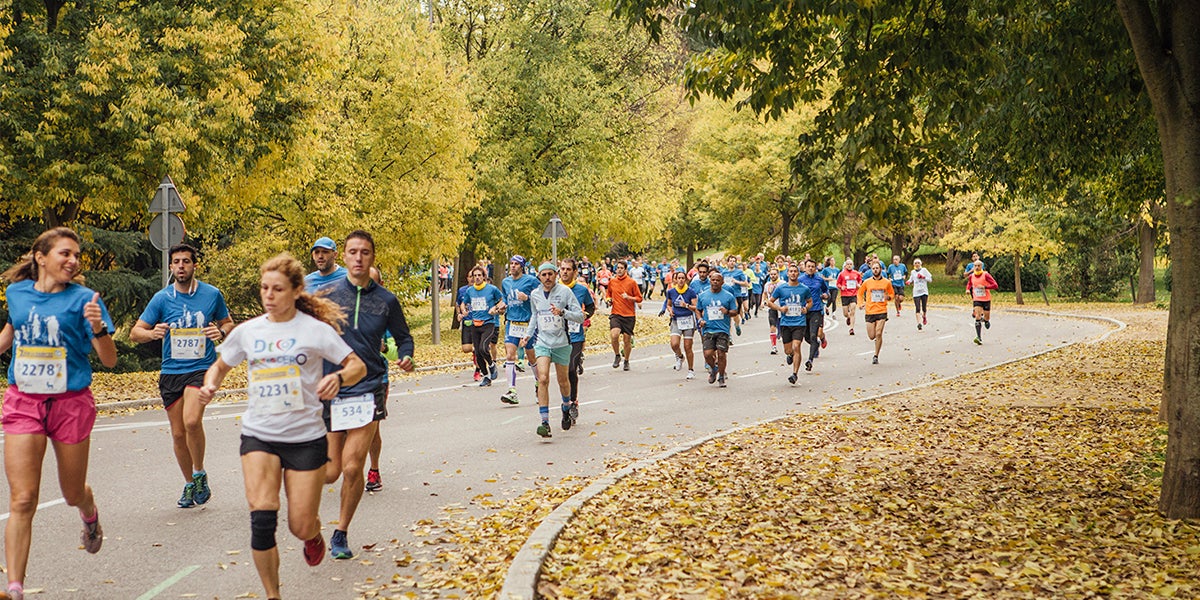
[987,256,1050,293]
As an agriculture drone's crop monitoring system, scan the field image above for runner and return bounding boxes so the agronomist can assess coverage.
[688,261,711,296]
[305,236,348,292]
[559,259,595,411]
[907,258,933,330]
[857,262,895,364]
[886,255,908,316]
[749,254,769,318]
[499,256,539,405]
[837,259,863,336]
[198,253,367,600]
[629,259,648,301]
[0,228,116,600]
[965,260,999,344]
[459,266,504,385]
[722,256,749,333]
[821,257,840,315]
[595,263,612,306]
[319,231,415,560]
[659,270,700,379]
[797,259,830,372]
[606,262,642,371]
[763,267,781,354]
[962,252,987,278]
[765,263,813,384]
[697,272,739,387]
[521,262,586,437]
[455,278,480,381]
[130,244,234,508]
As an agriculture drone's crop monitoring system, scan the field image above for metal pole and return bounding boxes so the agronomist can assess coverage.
[431,257,441,345]
[552,233,558,264]
[161,207,170,287]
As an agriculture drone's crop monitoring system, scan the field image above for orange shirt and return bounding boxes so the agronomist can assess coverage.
[966,272,998,302]
[857,277,895,315]
[606,274,643,317]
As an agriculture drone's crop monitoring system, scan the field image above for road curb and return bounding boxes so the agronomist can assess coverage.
[497,309,1128,599]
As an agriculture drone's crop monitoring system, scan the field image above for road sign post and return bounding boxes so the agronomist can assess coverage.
[149,176,186,287]
[542,215,568,263]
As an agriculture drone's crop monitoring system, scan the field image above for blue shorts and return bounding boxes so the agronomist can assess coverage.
[504,321,537,347]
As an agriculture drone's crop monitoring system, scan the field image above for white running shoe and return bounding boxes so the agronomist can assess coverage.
[686,370,695,380]
[674,356,683,371]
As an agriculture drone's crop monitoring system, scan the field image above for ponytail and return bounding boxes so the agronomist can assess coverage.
[1,227,83,283]
[260,253,347,333]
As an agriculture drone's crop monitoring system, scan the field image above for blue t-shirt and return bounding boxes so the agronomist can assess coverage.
[751,262,768,293]
[501,274,540,323]
[771,283,813,327]
[820,266,840,281]
[859,263,873,277]
[305,266,348,292]
[722,268,749,298]
[138,282,231,374]
[689,275,711,297]
[5,280,114,393]
[564,280,595,343]
[886,264,908,288]
[461,284,503,325]
[697,288,738,334]
[964,261,987,275]
[665,286,698,318]
[796,273,828,313]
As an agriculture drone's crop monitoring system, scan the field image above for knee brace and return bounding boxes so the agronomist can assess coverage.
[250,510,278,551]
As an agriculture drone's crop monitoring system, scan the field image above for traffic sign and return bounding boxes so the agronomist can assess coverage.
[148,213,186,251]
[149,176,186,213]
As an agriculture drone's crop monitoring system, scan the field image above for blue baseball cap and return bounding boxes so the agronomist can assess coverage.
[311,237,337,251]
[510,255,527,266]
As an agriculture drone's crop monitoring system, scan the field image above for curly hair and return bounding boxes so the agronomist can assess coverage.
[260,253,347,333]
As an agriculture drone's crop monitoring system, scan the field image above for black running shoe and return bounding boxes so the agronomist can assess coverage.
[787,373,797,385]
[708,369,717,384]
[562,407,572,431]
[872,355,879,364]
[805,360,813,372]
[612,354,621,368]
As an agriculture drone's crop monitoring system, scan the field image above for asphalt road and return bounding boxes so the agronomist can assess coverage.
[0,304,1108,599]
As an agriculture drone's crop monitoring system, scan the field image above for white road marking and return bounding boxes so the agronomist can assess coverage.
[938,334,956,340]
[737,371,773,379]
[0,498,65,522]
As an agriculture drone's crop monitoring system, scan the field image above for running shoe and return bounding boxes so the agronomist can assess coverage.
[805,360,813,372]
[177,482,196,509]
[330,529,353,560]
[896,311,901,317]
[718,376,727,388]
[365,469,383,492]
[537,422,552,438]
[846,317,851,326]
[623,360,630,372]
[984,320,991,329]
[489,363,499,381]
[820,338,827,350]
[786,353,793,365]
[923,315,928,325]
[304,533,326,566]
[479,376,492,387]
[708,369,718,384]
[612,354,621,368]
[562,406,573,431]
[872,355,879,364]
[569,404,579,427]
[849,328,855,336]
[787,373,797,385]
[500,388,519,404]
[917,323,923,331]
[974,337,982,345]
[735,324,742,336]
[473,370,482,382]
[81,513,103,554]
[686,370,695,380]
[0,587,23,600]
[770,346,778,355]
[674,356,683,371]
[515,359,526,373]
[192,472,211,505]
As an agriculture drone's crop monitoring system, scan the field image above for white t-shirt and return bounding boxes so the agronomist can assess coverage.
[219,312,353,443]
[629,266,646,285]
[908,268,933,297]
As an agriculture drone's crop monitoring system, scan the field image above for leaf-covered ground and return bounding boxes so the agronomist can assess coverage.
[356,306,1198,599]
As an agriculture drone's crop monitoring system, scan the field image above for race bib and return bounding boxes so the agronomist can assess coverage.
[470,296,487,312]
[248,365,304,415]
[507,322,529,339]
[786,304,805,317]
[892,272,904,281]
[568,320,583,333]
[973,286,988,299]
[870,289,887,303]
[170,328,206,360]
[538,310,562,332]
[845,280,858,291]
[675,314,695,330]
[706,305,724,321]
[14,346,67,394]
[331,393,374,431]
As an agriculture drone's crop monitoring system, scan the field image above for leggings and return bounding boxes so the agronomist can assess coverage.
[471,323,496,372]
[568,341,585,402]
[749,292,762,315]
[913,295,928,313]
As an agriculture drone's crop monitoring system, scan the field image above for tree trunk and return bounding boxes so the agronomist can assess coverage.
[1118,0,1200,518]
[853,247,867,267]
[686,242,695,270]
[780,211,793,256]
[945,249,963,276]
[842,233,853,264]
[1013,253,1024,305]
[1137,209,1157,304]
